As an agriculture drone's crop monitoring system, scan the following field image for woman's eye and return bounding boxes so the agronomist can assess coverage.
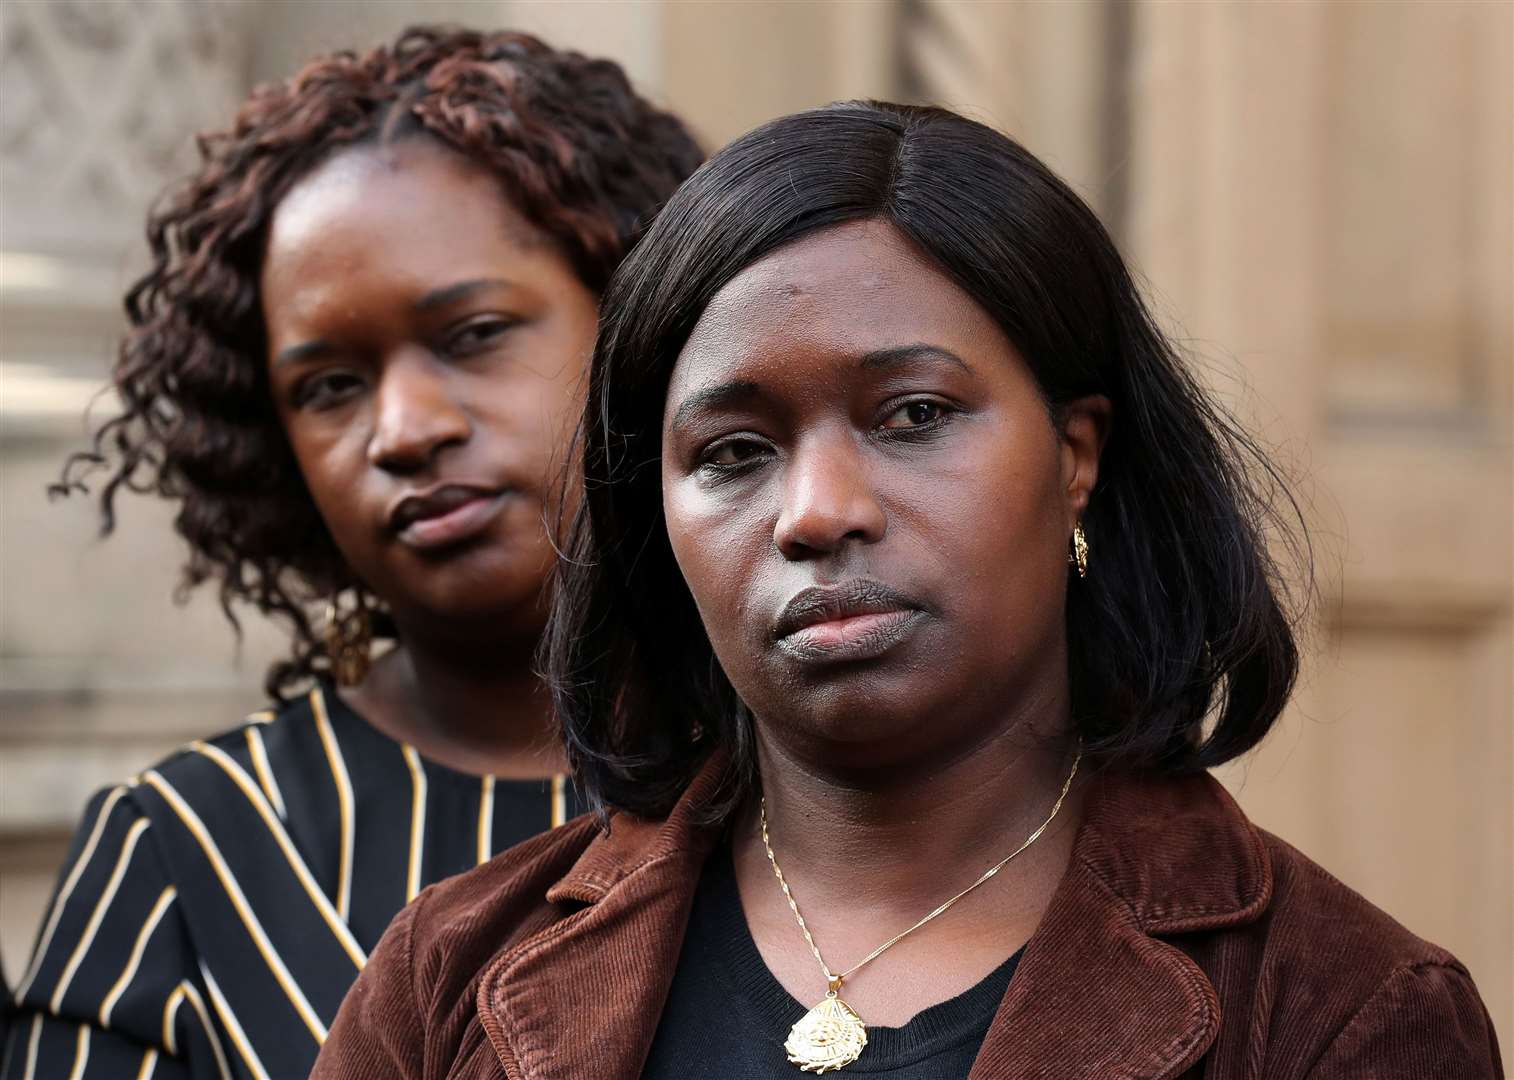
[702,438,768,469]
[446,316,515,356]
[295,371,364,410]
[880,400,948,429]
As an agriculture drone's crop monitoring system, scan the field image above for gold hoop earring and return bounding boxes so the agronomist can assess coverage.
[1068,523,1089,579]
[324,591,373,687]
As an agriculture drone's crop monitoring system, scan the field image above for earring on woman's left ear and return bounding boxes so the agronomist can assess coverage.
[1068,522,1089,579]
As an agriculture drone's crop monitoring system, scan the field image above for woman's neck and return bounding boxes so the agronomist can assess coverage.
[340,628,565,779]
[740,723,1083,912]
[728,717,1085,1025]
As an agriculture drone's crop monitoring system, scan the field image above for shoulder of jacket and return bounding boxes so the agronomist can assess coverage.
[1260,830,1458,972]
[407,815,604,961]
[1305,960,1500,1076]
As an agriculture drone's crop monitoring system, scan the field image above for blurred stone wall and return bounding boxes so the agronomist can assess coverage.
[2,0,1508,1044]
[0,0,284,981]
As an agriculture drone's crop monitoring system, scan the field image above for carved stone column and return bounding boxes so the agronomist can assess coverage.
[0,0,268,978]
[0,0,252,256]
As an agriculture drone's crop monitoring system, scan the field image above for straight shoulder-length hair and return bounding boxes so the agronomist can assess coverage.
[547,101,1307,821]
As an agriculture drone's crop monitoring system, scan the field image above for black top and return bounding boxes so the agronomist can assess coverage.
[642,849,1022,1078]
[4,683,582,1080]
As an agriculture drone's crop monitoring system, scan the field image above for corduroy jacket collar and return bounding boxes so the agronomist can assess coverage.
[474,759,1270,1080]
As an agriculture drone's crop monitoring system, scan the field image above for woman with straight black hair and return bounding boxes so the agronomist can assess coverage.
[313,102,1500,1079]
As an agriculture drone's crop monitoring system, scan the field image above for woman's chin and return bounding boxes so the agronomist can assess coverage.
[389,571,549,641]
[757,695,977,772]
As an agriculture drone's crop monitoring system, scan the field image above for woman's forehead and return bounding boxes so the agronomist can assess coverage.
[267,140,542,268]
[675,221,999,369]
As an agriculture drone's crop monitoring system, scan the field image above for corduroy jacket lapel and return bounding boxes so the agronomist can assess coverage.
[969,770,1272,1078]
[476,764,1272,1080]
[476,765,725,1080]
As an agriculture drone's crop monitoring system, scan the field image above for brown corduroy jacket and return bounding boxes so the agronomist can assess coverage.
[312,761,1502,1079]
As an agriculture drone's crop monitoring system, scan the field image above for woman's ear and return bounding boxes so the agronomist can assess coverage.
[1058,395,1112,522]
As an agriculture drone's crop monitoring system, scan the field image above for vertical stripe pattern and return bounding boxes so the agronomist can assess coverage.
[179,982,231,1080]
[2,686,580,1079]
[477,776,495,866]
[309,690,355,922]
[22,1016,40,1080]
[99,886,176,1027]
[200,965,270,1080]
[244,728,286,820]
[64,1027,87,1080]
[401,746,427,903]
[141,771,329,1044]
[13,787,128,1003]
[51,819,152,1013]
[161,986,184,1056]
[186,742,365,968]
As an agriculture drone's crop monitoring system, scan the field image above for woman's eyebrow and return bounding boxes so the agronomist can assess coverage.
[667,344,971,430]
[413,277,512,312]
[859,343,972,372]
[274,339,333,368]
[668,380,761,432]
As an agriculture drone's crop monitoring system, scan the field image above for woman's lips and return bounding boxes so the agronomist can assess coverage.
[776,608,925,663]
[390,487,509,551]
[772,579,926,664]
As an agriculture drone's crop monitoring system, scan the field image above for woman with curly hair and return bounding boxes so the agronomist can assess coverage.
[4,26,700,1080]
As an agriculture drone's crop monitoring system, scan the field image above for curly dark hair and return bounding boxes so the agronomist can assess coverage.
[54,26,703,698]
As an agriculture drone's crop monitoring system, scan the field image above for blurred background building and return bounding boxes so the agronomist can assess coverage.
[1,0,1509,1045]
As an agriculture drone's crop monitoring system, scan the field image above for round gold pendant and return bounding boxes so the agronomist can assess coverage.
[785,992,867,1073]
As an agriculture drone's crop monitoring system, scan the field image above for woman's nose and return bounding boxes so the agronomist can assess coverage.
[773,434,887,559]
[366,352,472,473]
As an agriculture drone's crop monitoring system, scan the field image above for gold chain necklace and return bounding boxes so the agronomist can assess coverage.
[759,748,1082,1074]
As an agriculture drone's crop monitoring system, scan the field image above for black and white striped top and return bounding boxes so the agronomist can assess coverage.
[3,683,581,1080]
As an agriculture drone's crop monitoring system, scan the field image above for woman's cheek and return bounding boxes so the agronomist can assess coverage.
[665,488,753,647]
